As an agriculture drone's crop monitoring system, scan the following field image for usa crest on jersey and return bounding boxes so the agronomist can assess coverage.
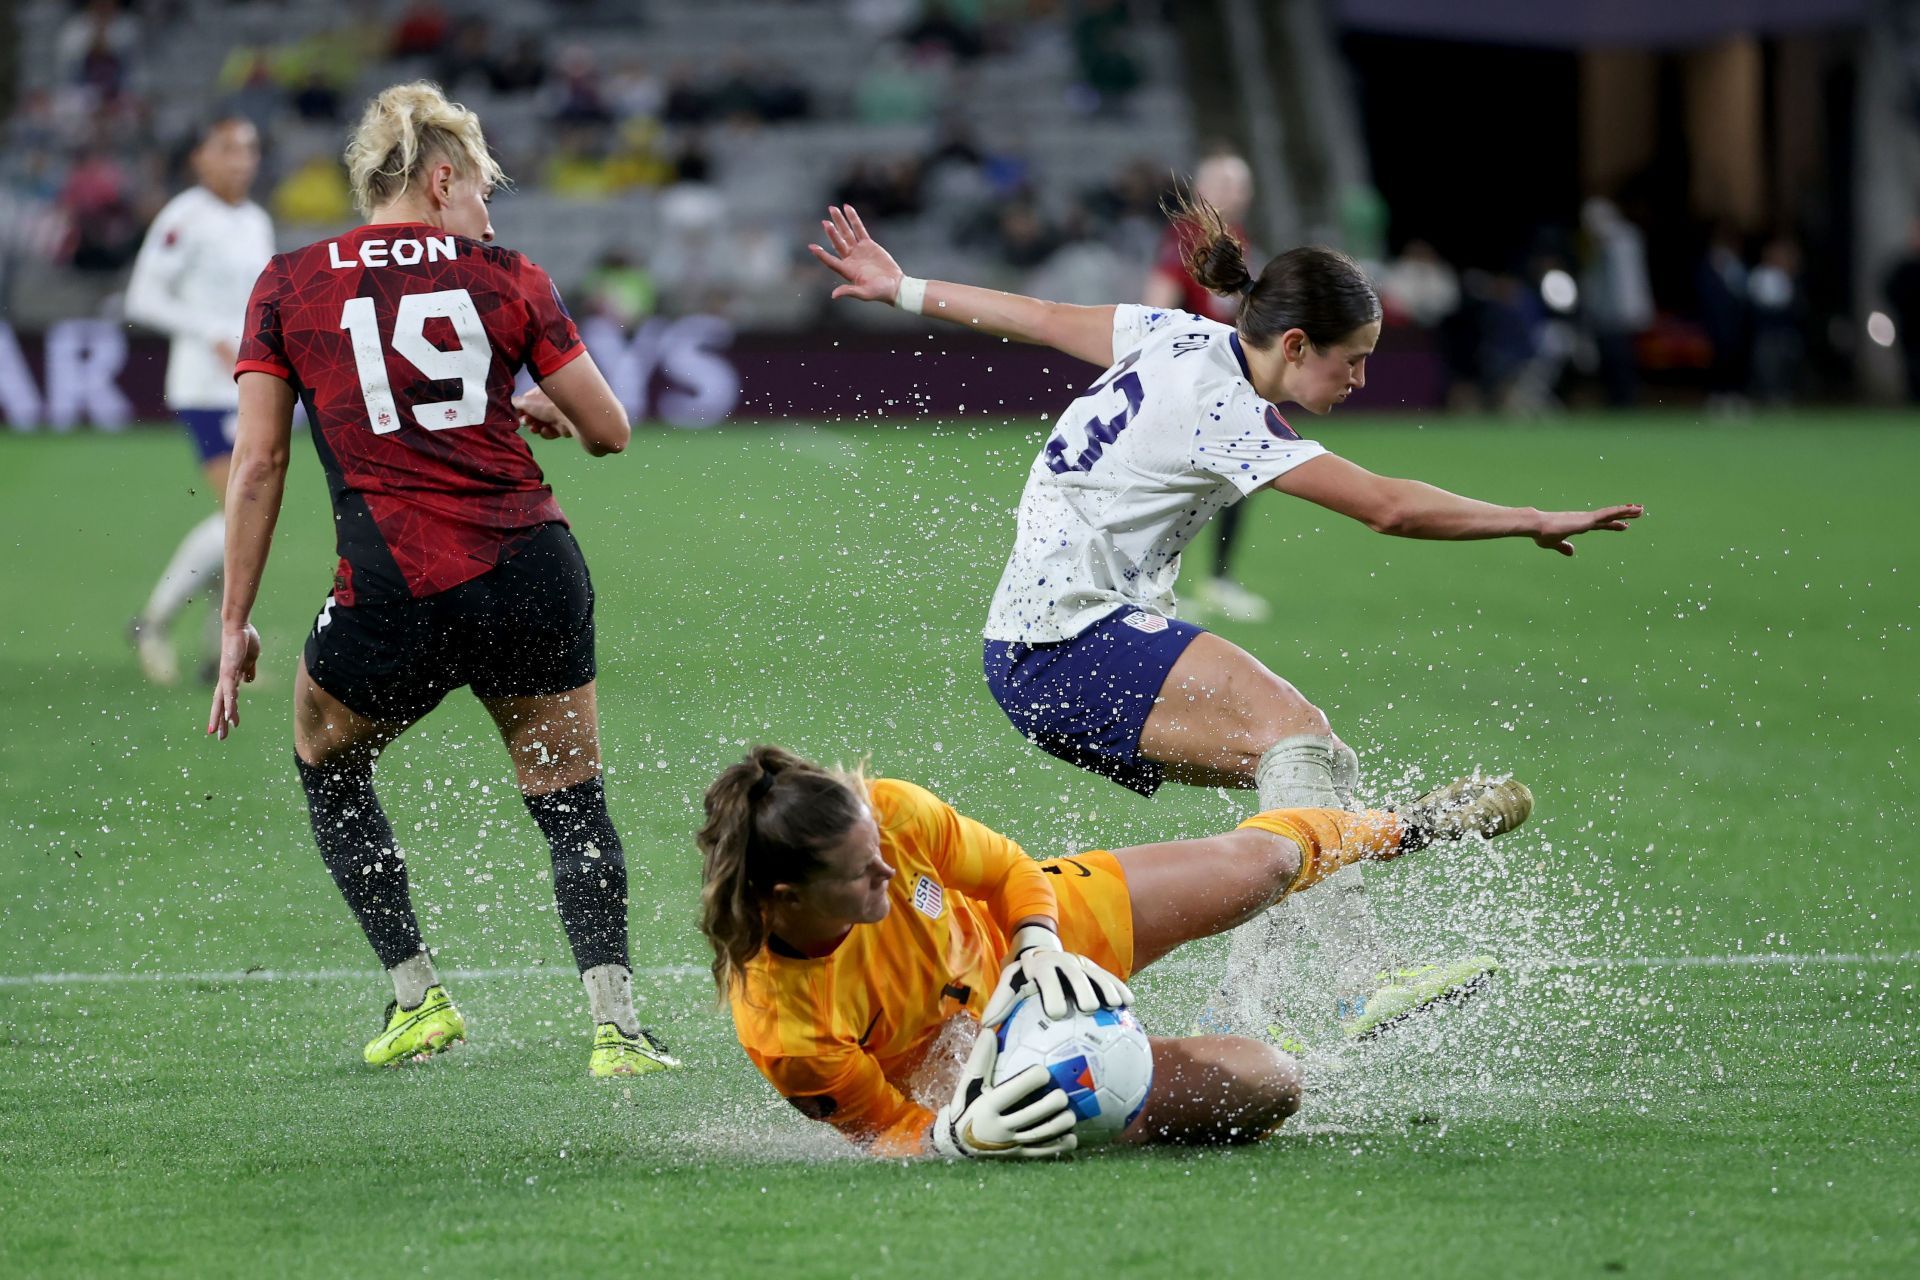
[912,874,944,919]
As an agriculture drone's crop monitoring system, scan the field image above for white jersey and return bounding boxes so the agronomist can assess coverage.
[124,187,276,409]
[983,306,1326,643]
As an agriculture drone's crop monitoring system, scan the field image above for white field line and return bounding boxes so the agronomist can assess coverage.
[0,952,1914,989]
[0,963,707,988]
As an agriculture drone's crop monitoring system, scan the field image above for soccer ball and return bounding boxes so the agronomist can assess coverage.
[991,997,1153,1146]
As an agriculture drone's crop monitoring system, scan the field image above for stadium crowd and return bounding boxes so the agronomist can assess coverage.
[0,0,1836,409]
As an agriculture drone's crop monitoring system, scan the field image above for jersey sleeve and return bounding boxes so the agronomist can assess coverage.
[1191,383,1326,496]
[233,258,291,381]
[1109,303,1183,364]
[514,257,587,380]
[745,1038,936,1158]
[873,779,1057,933]
[124,197,229,345]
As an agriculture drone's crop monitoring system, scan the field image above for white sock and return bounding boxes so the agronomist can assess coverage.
[1254,735,1339,810]
[389,952,438,1009]
[1221,735,1389,1029]
[583,963,637,1036]
[1330,739,1360,811]
[142,511,226,629]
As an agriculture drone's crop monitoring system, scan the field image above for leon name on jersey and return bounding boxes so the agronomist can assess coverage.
[327,235,458,270]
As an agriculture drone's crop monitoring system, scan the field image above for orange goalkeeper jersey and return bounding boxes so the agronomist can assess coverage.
[729,778,1059,1158]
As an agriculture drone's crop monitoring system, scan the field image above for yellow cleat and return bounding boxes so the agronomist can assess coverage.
[1341,956,1500,1041]
[589,1023,682,1078]
[364,986,466,1067]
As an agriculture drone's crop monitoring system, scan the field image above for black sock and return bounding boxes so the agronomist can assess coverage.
[524,776,631,973]
[296,755,424,970]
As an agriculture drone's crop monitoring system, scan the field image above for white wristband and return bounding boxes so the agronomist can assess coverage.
[894,276,927,315]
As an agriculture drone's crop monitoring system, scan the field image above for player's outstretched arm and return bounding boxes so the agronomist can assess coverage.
[807,203,1119,368]
[1272,453,1644,555]
[207,372,294,739]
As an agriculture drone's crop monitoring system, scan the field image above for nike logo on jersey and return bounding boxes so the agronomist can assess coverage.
[328,236,458,270]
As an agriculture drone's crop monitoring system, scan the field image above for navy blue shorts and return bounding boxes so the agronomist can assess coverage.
[177,408,236,463]
[983,606,1207,797]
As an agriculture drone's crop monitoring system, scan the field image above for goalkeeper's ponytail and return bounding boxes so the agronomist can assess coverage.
[697,745,870,1000]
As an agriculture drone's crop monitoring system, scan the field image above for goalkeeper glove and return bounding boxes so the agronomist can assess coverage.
[981,923,1133,1027]
[931,1021,1077,1159]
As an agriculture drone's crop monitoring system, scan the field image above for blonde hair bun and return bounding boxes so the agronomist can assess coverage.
[344,80,507,217]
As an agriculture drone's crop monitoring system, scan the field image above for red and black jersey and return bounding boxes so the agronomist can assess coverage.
[1152,222,1248,325]
[236,222,585,606]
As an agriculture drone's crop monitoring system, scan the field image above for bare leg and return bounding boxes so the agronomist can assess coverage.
[1120,1034,1302,1146]
[1137,632,1328,783]
[294,657,409,767]
[478,681,604,797]
[1109,827,1303,971]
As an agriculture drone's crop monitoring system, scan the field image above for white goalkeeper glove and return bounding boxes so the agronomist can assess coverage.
[981,923,1133,1027]
[930,1022,1077,1160]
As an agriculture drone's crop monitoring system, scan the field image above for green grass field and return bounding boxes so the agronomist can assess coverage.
[2,413,1915,1277]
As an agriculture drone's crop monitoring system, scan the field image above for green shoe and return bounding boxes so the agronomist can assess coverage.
[364,986,466,1066]
[1261,1022,1309,1056]
[589,1023,682,1078]
[1340,956,1500,1041]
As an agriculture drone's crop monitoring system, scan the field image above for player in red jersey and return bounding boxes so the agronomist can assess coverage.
[206,82,676,1078]
[1145,151,1268,625]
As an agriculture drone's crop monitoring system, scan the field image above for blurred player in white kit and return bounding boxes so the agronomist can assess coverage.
[125,116,276,684]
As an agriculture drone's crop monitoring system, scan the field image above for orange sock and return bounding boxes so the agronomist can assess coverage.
[1235,808,1403,897]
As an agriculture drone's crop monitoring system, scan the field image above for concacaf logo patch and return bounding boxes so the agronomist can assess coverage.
[1122,611,1169,634]
[912,874,944,919]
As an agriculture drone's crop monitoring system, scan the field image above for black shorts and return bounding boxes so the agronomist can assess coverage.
[304,522,597,724]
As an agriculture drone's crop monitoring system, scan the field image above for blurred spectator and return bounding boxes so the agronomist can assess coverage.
[855,46,939,124]
[1696,222,1750,412]
[1379,240,1461,329]
[1146,151,1251,323]
[490,34,551,95]
[271,153,352,225]
[391,1,452,58]
[59,147,140,271]
[609,59,665,122]
[435,20,497,94]
[833,157,924,221]
[1748,237,1805,406]
[903,1,985,63]
[55,1,139,90]
[217,48,284,130]
[1881,220,1920,402]
[651,181,730,315]
[1580,197,1654,408]
[547,48,614,127]
[1071,0,1140,110]
[580,249,657,326]
[292,70,344,124]
[992,195,1060,270]
[708,58,812,126]
[663,64,714,126]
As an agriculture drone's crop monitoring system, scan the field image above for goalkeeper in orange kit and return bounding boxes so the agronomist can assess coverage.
[696,746,1531,1159]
